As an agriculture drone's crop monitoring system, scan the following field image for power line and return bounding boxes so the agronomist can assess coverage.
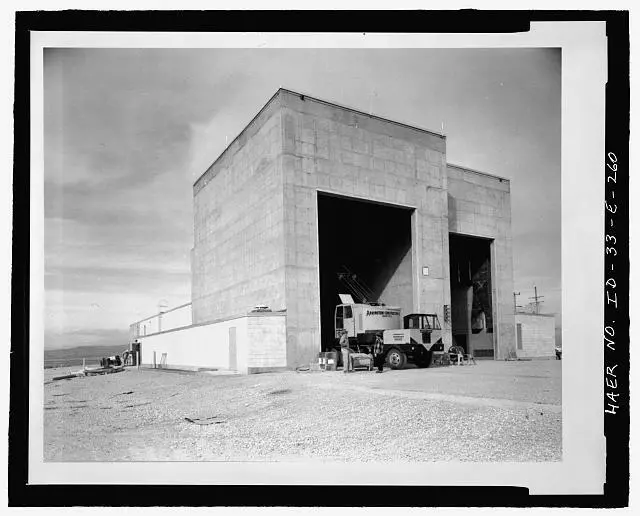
[528,285,545,314]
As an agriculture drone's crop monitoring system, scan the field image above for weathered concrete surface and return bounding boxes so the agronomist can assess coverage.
[447,164,516,359]
[279,90,451,367]
[192,95,286,324]
[190,89,516,369]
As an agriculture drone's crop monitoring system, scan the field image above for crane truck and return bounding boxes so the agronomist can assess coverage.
[333,294,444,369]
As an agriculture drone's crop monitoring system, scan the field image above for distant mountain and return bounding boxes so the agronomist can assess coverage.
[44,344,130,369]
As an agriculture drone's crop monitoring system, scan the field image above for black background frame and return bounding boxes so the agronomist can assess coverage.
[10,9,630,508]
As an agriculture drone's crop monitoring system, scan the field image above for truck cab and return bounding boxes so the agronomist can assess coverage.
[379,313,444,369]
[403,313,443,349]
[404,313,441,331]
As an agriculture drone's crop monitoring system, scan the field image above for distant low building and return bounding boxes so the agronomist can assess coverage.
[514,313,556,359]
[129,302,192,341]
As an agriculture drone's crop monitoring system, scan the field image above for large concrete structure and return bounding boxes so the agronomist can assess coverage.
[189,88,516,370]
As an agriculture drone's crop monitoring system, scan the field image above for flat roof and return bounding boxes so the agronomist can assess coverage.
[447,162,510,183]
[278,88,446,140]
[194,87,447,189]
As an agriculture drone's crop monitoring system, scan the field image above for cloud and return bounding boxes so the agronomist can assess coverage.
[42,48,561,346]
[512,226,562,317]
[45,328,130,350]
[44,49,249,217]
[45,266,190,293]
[513,228,561,284]
[42,51,252,335]
[45,281,190,341]
[44,217,192,271]
[44,212,192,344]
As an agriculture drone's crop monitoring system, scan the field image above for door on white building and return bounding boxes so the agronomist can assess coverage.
[229,327,237,370]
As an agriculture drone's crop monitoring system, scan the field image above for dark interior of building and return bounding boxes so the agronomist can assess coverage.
[448,233,494,357]
[317,192,413,350]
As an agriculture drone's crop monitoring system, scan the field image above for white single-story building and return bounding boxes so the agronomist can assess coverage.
[514,312,557,359]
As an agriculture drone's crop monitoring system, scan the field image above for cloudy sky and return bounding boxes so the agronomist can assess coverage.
[44,47,561,349]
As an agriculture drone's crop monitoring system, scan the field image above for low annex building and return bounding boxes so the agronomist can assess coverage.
[514,312,557,359]
[131,88,517,373]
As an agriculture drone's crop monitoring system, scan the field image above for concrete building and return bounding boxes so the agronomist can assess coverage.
[514,312,557,359]
[131,88,516,372]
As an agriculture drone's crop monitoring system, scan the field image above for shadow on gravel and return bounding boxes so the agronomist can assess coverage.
[268,389,292,395]
[184,416,227,425]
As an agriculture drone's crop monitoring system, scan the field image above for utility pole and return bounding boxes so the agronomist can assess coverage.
[528,286,545,314]
[513,291,521,313]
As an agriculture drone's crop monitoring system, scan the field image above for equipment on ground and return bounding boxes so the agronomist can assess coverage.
[100,355,122,368]
[349,353,373,371]
[448,345,477,366]
[333,294,444,370]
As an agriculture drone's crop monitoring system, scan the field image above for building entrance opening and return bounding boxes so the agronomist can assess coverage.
[448,233,495,358]
[317,192,414,351]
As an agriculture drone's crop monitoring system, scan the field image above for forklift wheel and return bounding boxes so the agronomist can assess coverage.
[386,348,407,370]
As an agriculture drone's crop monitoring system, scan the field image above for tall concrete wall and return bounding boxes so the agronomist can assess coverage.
[447,165,515,359]
[279,90,452,368]
[192,97,286,324]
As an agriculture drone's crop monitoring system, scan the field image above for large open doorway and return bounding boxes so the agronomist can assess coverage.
[448,233,495,358]
[317,192,414,351]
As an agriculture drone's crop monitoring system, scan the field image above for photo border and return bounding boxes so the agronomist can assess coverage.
[9,9,630,508]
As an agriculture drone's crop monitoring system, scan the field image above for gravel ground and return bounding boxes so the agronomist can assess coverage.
[43,361,562,462]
